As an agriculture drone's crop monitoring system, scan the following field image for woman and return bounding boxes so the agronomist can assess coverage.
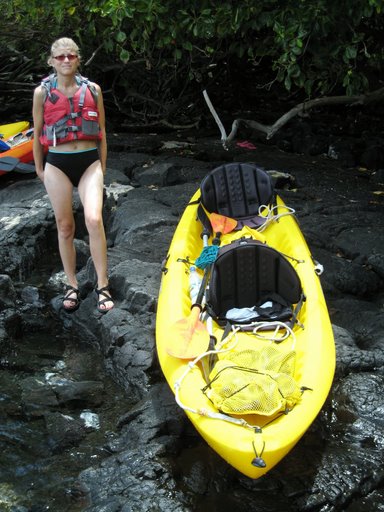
[33,37,114,313]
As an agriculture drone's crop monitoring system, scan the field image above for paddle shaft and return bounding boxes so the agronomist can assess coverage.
[212,232,222,246]
[192,212,236,306]
[191,265,211,310]
[166,214,231,359]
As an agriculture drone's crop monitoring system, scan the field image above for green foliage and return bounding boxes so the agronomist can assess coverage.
[2,0,384,122]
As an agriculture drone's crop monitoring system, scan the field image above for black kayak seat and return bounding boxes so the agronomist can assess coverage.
[199,162,274,220]
[207,239,303,324]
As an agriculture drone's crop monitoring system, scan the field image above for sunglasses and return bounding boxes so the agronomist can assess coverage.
[53,54,78,61]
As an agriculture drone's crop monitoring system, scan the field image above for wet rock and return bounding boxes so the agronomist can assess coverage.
[333,260,382,297]
[20,376,104,416]
[2,309,22,338]
[295,447,384,510]
[345,488,384,512]
[134,161,175,187]
[104,182,133,204]
[103,165,132,187]
[181,458,210,495]
[100,312,155,400]
[45,411,87,451]
[112,383,186,452]
[0,274,17,310]
[335,226,384,261]
[73,239,91,269]
[334,372,384,422]
[290,373,384,510]
[107,187,177,247]
[21,376,59,415]
[268,169,296,189]
[20,285,43,307]
[0,324,7,346]
[367,252,384,279]
[330,297,384,351]
[105,150,151,176]
[0,183,54,279]
[334,324,384,376]
[79,443,189,512]
[153,155,213,184]
[49,377,105,406]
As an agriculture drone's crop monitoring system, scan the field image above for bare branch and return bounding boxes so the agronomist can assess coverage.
[84,44,104,67]
[204,87,384,148]
[203,89,229,149]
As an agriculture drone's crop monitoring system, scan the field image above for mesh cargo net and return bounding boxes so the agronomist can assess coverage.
[203,346,302,416]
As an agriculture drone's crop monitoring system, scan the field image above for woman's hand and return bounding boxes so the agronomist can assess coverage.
[36,168,45,182]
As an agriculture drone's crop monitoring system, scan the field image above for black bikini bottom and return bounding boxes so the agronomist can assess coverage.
[46,148,99,187]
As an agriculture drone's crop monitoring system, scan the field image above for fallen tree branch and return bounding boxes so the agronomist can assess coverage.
[203,89,229,149]
[84,43,104,67]
[203,87,384,149]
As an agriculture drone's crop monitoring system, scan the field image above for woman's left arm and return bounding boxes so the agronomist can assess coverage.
[95,84,107,174]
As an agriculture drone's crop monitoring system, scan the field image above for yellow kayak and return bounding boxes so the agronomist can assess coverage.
[156,163,335,479]
[0,121,30,140]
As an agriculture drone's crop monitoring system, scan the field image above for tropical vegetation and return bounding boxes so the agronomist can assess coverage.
[1,0,384,128]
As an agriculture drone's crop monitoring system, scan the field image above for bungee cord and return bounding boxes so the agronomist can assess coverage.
[173,326,260,429]
[256,204,296,232]
[173,317,298,428]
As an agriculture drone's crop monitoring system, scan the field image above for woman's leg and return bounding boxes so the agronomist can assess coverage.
[78,160,114,311]
[44,163,78,308]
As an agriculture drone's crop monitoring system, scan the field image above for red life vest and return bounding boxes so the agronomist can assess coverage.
[39,73,103,147]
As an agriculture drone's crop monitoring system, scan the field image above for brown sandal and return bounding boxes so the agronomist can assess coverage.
[95,285,114,313]
[63,285,80,312]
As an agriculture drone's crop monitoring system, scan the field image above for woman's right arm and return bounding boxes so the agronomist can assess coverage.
[32,86,46,182]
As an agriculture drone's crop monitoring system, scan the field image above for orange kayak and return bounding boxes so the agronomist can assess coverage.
[0,128,34,176]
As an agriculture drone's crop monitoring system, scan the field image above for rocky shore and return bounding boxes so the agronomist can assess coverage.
[1,128,384,511]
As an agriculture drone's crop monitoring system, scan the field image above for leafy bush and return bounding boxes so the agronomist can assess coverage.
[2,0,384,124]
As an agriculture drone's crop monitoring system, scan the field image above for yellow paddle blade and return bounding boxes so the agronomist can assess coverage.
[210,212,237,234]
[167,307,210,359]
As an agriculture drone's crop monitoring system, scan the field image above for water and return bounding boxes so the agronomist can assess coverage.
[0,256,132,511]
[0,314,133,511]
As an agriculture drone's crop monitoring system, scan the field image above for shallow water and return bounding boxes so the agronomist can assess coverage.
[0,263,132,511]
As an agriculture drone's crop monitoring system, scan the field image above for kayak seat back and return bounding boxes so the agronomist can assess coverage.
[207,238,304,327]
[198,163,275,231]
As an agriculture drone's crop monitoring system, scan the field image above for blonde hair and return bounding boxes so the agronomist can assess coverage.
[48,37,81,66]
